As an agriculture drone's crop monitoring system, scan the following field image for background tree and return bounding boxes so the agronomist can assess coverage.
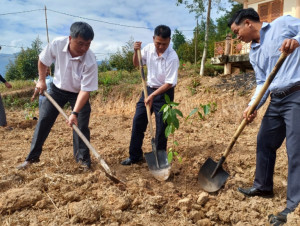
[109,37,135,72]
[176,0,230,75]
[172,29,186,51]
[6,37,43,80]
[215,2,243,41]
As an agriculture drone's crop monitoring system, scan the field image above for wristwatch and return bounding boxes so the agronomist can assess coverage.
[71,111,79,117]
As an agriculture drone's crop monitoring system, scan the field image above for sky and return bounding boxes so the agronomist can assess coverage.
[0,0,234,62]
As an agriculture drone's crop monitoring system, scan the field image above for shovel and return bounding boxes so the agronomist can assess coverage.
[198,52,288,192]
[136,49,171,181]
[42,91,124,185]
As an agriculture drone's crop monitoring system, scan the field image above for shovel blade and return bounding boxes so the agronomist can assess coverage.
[145,150,171,181]
[198,158,229,193]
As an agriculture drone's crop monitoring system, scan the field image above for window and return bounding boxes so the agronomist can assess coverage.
[258,0,283,23]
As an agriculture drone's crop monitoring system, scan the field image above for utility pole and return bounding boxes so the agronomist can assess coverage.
[44,5,52,75]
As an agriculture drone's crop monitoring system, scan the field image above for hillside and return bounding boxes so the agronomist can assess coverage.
[0,72,299,225]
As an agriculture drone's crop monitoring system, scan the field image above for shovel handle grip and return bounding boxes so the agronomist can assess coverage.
[137,49,155,139]
[43,91,112,175]
[222,52,288,158]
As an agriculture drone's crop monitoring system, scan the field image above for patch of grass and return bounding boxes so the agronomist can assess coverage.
[0,80,35,93]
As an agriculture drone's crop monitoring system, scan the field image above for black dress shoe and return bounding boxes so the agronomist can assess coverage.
[121,157,143,165]
[268,208,292,225]
[238,187,274,198]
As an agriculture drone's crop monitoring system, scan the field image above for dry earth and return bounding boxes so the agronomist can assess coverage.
[1,71,300,225]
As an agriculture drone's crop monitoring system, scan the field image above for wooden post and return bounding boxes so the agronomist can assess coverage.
[224,34,232,75]
[296,0,300,18]
[44,6,52,76]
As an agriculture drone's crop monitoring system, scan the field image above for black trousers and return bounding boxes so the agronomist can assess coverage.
[129,86,174,161]
[253,90,300,210]
[26,84,91,166]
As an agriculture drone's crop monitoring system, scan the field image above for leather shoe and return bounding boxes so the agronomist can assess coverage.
[16,161,32,170]
[121,157,143,165]
[268,208,292,225]
[238,187,274,198]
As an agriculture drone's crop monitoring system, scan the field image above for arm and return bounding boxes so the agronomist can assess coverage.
[36,60,48,94]
[67,91,90,127]
[145,83,173,108]
[0,74,12,89]
[279,16,300,54]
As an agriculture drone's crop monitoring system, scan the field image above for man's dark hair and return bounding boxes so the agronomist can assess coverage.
[228,8,260,28]
[70,22,94,40]
[154,25,171,39]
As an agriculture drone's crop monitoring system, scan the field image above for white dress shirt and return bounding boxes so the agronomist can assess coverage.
[141,43,179,88]
[39,36,98,93]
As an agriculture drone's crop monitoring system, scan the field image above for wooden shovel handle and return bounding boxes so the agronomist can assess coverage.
[137,49,155,139]
[223,52,288,158]
[43,91,113,175]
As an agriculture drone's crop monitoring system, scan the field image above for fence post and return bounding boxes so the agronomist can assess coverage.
[224,34,232,75]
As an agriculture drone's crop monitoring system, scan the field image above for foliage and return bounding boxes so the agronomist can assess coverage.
[98,59,112,72]
[160,94,183,163]
[24,101,38,120]
[6,37,43,80]
[109,37,135,72]
[172,29,186,51]
[215,2,243,40]
[186,102,217,121]
[204,63,223,76]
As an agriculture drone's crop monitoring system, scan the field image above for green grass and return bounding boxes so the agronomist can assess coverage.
[0,80,35,93]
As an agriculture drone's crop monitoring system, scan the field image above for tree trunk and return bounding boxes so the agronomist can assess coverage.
[200,0,212,76]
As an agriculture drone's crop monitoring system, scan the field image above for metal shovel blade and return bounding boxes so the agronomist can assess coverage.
[145,150,171,181]
[198,158,229,193]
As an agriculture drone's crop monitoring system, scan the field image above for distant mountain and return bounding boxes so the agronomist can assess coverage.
[0,53,16,76]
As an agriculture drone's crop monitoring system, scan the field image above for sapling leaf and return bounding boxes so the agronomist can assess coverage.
[174,109,183,117]
[174,141,179,146]
[164,94,171,103]
[168,151,173,163]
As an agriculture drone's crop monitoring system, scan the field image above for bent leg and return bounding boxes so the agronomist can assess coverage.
[253,103,285,191]
[26,88,67,161]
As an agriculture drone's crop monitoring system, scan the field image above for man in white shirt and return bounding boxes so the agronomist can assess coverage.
[17,22,98,170]
[121,25,179,165]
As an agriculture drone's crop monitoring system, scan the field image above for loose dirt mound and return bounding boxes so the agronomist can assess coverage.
[0,72,299,225]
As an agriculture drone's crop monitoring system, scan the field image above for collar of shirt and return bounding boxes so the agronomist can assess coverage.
[153,45,170,60]
[62,39,83,62]
[251,22,270,50]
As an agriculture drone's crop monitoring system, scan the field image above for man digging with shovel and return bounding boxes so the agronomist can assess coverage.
[17,21,98,171]
[121,25,179,171]
[228,8,300,225]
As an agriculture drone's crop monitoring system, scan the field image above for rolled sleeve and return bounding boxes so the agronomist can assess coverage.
[81,63,98,92]
[39,41,56,67]
[165,59,179,86]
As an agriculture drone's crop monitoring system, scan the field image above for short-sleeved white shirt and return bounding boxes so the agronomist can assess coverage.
[39,36,98,93]
[141,43,179,88]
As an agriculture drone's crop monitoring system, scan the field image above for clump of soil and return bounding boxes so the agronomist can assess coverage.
[0,72,298,225]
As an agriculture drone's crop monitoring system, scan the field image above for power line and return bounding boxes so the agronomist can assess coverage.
[0,9,43,16]
[47,9,153,30]
[0,44,23,49]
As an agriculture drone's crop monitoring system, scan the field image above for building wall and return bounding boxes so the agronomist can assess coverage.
[246,0,298,18]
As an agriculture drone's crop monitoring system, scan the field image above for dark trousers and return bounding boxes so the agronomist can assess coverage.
[26,84,91,166]
[129,86,174,161]
[253,90,300,210]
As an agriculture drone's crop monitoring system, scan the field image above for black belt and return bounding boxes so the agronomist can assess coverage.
[147,86,159,90]
[271,85,300,98]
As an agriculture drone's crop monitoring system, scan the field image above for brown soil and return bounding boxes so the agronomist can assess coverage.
[1,72,299,225]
